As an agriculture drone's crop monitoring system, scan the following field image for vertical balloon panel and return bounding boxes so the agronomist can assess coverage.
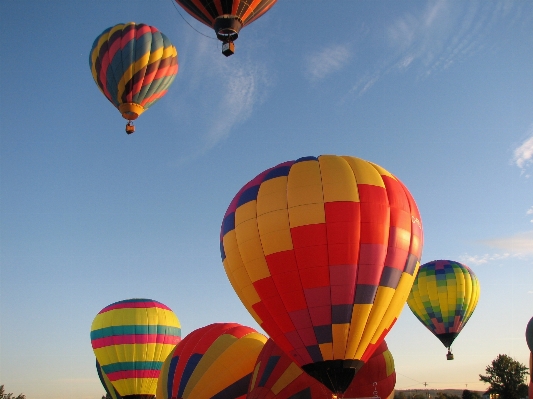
[247,339,396,399]
[157,323,267,399]
[220,155,423,392]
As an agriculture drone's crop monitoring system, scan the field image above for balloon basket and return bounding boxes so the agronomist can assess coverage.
[126,121,135,134]
[446,349,454,360]
[222,41,235,57]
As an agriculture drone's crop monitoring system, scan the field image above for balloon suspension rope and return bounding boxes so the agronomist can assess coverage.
[168,0,218,41]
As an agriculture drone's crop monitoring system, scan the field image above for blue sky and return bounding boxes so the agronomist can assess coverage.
[0,1,532,398]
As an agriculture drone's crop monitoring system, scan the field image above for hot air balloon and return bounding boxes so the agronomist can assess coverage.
[527,318,533,399]
[97,360,122,399]
[220,155,423,394]
[174,0,277,56]
[247,339,396,399]
[157,323,267,399]
[526,317,533,352]
[89,23,178,134]
[90,298,181,399]
[407,260,480,360]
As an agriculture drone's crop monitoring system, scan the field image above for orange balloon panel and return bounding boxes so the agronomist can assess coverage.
[220,156,423,379]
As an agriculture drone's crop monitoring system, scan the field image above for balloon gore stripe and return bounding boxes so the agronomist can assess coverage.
[92,333,181,349]
[89,23,178,120]
[106,369,161,381]
[91,325,181,339]
[102,361,164,374]
[99,298,172,313]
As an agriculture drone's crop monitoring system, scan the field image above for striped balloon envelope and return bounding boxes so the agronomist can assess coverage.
[220,155,423,394]
[407,260,480,359]
[174,0,276,55]
[247,339,396,399]
[90,299,181,399]
[89,23,178,131]
[157,323,267,399]
[96,359,122,399]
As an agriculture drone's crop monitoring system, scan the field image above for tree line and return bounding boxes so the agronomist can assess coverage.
[395,354,529,399]
[2,353,530,399]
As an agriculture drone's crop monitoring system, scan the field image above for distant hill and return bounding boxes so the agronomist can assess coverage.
[394,389,486,398]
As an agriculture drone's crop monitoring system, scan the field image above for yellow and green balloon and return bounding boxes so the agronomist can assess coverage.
[407,260,480,359]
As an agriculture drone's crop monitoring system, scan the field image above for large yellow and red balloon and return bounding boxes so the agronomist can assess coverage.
[407,260,480,360]
[247,338,396,399]
[89,22,178,133]
[220,155,423,393]
[90,299,181,399]
[157,323,267,399]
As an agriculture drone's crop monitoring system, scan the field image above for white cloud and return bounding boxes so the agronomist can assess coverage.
[513,124,533,173]
[459,253,514,265]
[168,29,270,163]
[460,231,533,265]
[527,207,533,223]
[480,231,533,255]
[305,45,351,81]
[349,1,519,98]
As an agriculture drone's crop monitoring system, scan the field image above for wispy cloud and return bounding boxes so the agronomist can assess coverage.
[527,207,533,223]
[481,231,533,255]
[169,29,270,164]
[204,64,262,148]
[305,44,352,81]
[512,124,533,176]
[460,231,533,264]
[348,1,521,97]
[459,252,516,265]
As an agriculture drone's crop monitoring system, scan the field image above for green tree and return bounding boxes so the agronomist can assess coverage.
[0,385,26,399]
[479,354,529,399]
[462,390,481,399]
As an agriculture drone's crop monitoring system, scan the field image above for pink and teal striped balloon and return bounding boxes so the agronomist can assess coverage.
[91,299,181,399]
[89,23,178,122]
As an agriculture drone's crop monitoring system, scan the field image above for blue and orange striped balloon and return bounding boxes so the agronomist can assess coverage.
[157,323,267,399]
[89,23,178,123]
[90,299,181,399]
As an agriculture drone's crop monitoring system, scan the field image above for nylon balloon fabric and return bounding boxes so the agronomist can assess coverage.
[89,22,178,121]
[526,317,533,352]
[220,155,423,393]
[90,299,181,399]
[407,260,480,349]
[247,338,395,399]
[97,359,123,399]
[175,0,277,32]
[157,323,267,399]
